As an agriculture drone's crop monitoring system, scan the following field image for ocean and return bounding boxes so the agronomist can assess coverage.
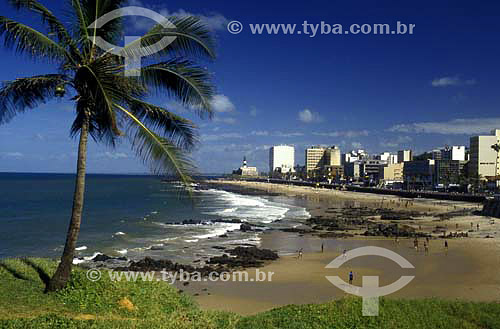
[0,173,310,264]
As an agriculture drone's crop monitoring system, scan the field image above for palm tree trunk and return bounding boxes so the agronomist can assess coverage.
[47,114,90,292]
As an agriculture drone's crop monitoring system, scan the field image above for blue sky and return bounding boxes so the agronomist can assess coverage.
[1,0,500,173]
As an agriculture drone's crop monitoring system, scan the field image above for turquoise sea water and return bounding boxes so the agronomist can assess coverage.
[0,173,310,263]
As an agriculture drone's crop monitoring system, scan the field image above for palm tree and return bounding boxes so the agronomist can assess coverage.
[0,0,216,292]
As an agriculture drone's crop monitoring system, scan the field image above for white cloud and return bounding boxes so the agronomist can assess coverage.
[250,131,303,137]
[351,142,363,149]
[389,118,500,135]
[275,132,304,137]
[379,136,413,148]
[0,152,23,159]
[127,1,229,32]
[97,152,129,160]
[313,130,369,138]
[431,76,476,87]
[201,133,243,142]
[211,95,235,113]
[214,117,237,125]
[249,106,258,117]
[298,109,322,123]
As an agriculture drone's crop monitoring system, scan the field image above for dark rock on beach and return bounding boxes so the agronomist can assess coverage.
[208,246,279,268]
[92,254,127,262]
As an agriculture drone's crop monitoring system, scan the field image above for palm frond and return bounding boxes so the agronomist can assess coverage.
[0,16,75,64]
[0,74,69,124]
[120,15,216,61]
[116,104,196,185]
[126,98,198,150]
[137,59,214,118]
[70,0,127,56]
[7,0,82,59]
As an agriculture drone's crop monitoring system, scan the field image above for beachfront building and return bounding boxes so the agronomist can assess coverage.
[341,149,368,165]
[442,146,466,161]
[397,150,413,163]
[344,161,362,180]
[434,160,467,186]
[379,163,404,186]
[376,152,398,165]
[305,146,326,173]
[233,157,258,176]
[269,145,295,175]
[403,159,435,190]
[469,130,500,183]
[306,146,343,180]
[360,159,387,183]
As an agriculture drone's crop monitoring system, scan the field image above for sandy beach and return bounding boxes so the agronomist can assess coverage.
[186,180,500,315]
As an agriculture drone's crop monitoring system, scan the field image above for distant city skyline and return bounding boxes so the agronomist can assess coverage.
[2,0,500,174]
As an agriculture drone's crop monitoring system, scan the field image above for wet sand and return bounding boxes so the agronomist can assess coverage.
[191,233,500,315]
[189,181,500,315]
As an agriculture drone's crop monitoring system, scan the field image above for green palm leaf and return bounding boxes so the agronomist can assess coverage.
[138,59,214,118]
[0,16,74,64]
[116,104,196,185]
[126,97,199,151]
[120,15,216,61]
[0,74,68,124]
[7,0,81,59]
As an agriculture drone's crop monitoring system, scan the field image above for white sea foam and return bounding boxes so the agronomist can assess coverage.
[75,246,87,251]
[192,222,241,239]
[72,252,102,265]
[114,231,126,236]
[201,189,306,223]
[116,249,128,254]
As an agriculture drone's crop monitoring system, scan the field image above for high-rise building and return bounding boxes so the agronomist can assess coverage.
[305,146,326,172]
[397,150,413,163]
[269,145,295,174]
[469,130,500,180]
[324,146,341,166]
[441,146,466,161]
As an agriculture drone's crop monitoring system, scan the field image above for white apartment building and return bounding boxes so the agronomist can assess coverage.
[469,130,500,180]
[441,146,466,161]
[378,152,398,164]
[269,145,295,173]
[325,146,341,166]
[397,150,413,163]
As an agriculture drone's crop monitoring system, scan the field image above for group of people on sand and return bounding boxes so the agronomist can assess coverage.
[407,236,449,255]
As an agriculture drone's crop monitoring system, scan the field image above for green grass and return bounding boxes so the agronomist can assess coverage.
[0,258,498,329]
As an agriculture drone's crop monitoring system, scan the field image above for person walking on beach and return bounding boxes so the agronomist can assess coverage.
[321,243,324,253]
[349,271,354,285]
[424,242,429,255]
[477,223,480,231]
[444,240,448,253]
[342,249,347,259]
[298,248,303,259]
[413,238,419,251]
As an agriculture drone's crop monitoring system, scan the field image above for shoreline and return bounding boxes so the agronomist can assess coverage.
[186,180,500,315]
